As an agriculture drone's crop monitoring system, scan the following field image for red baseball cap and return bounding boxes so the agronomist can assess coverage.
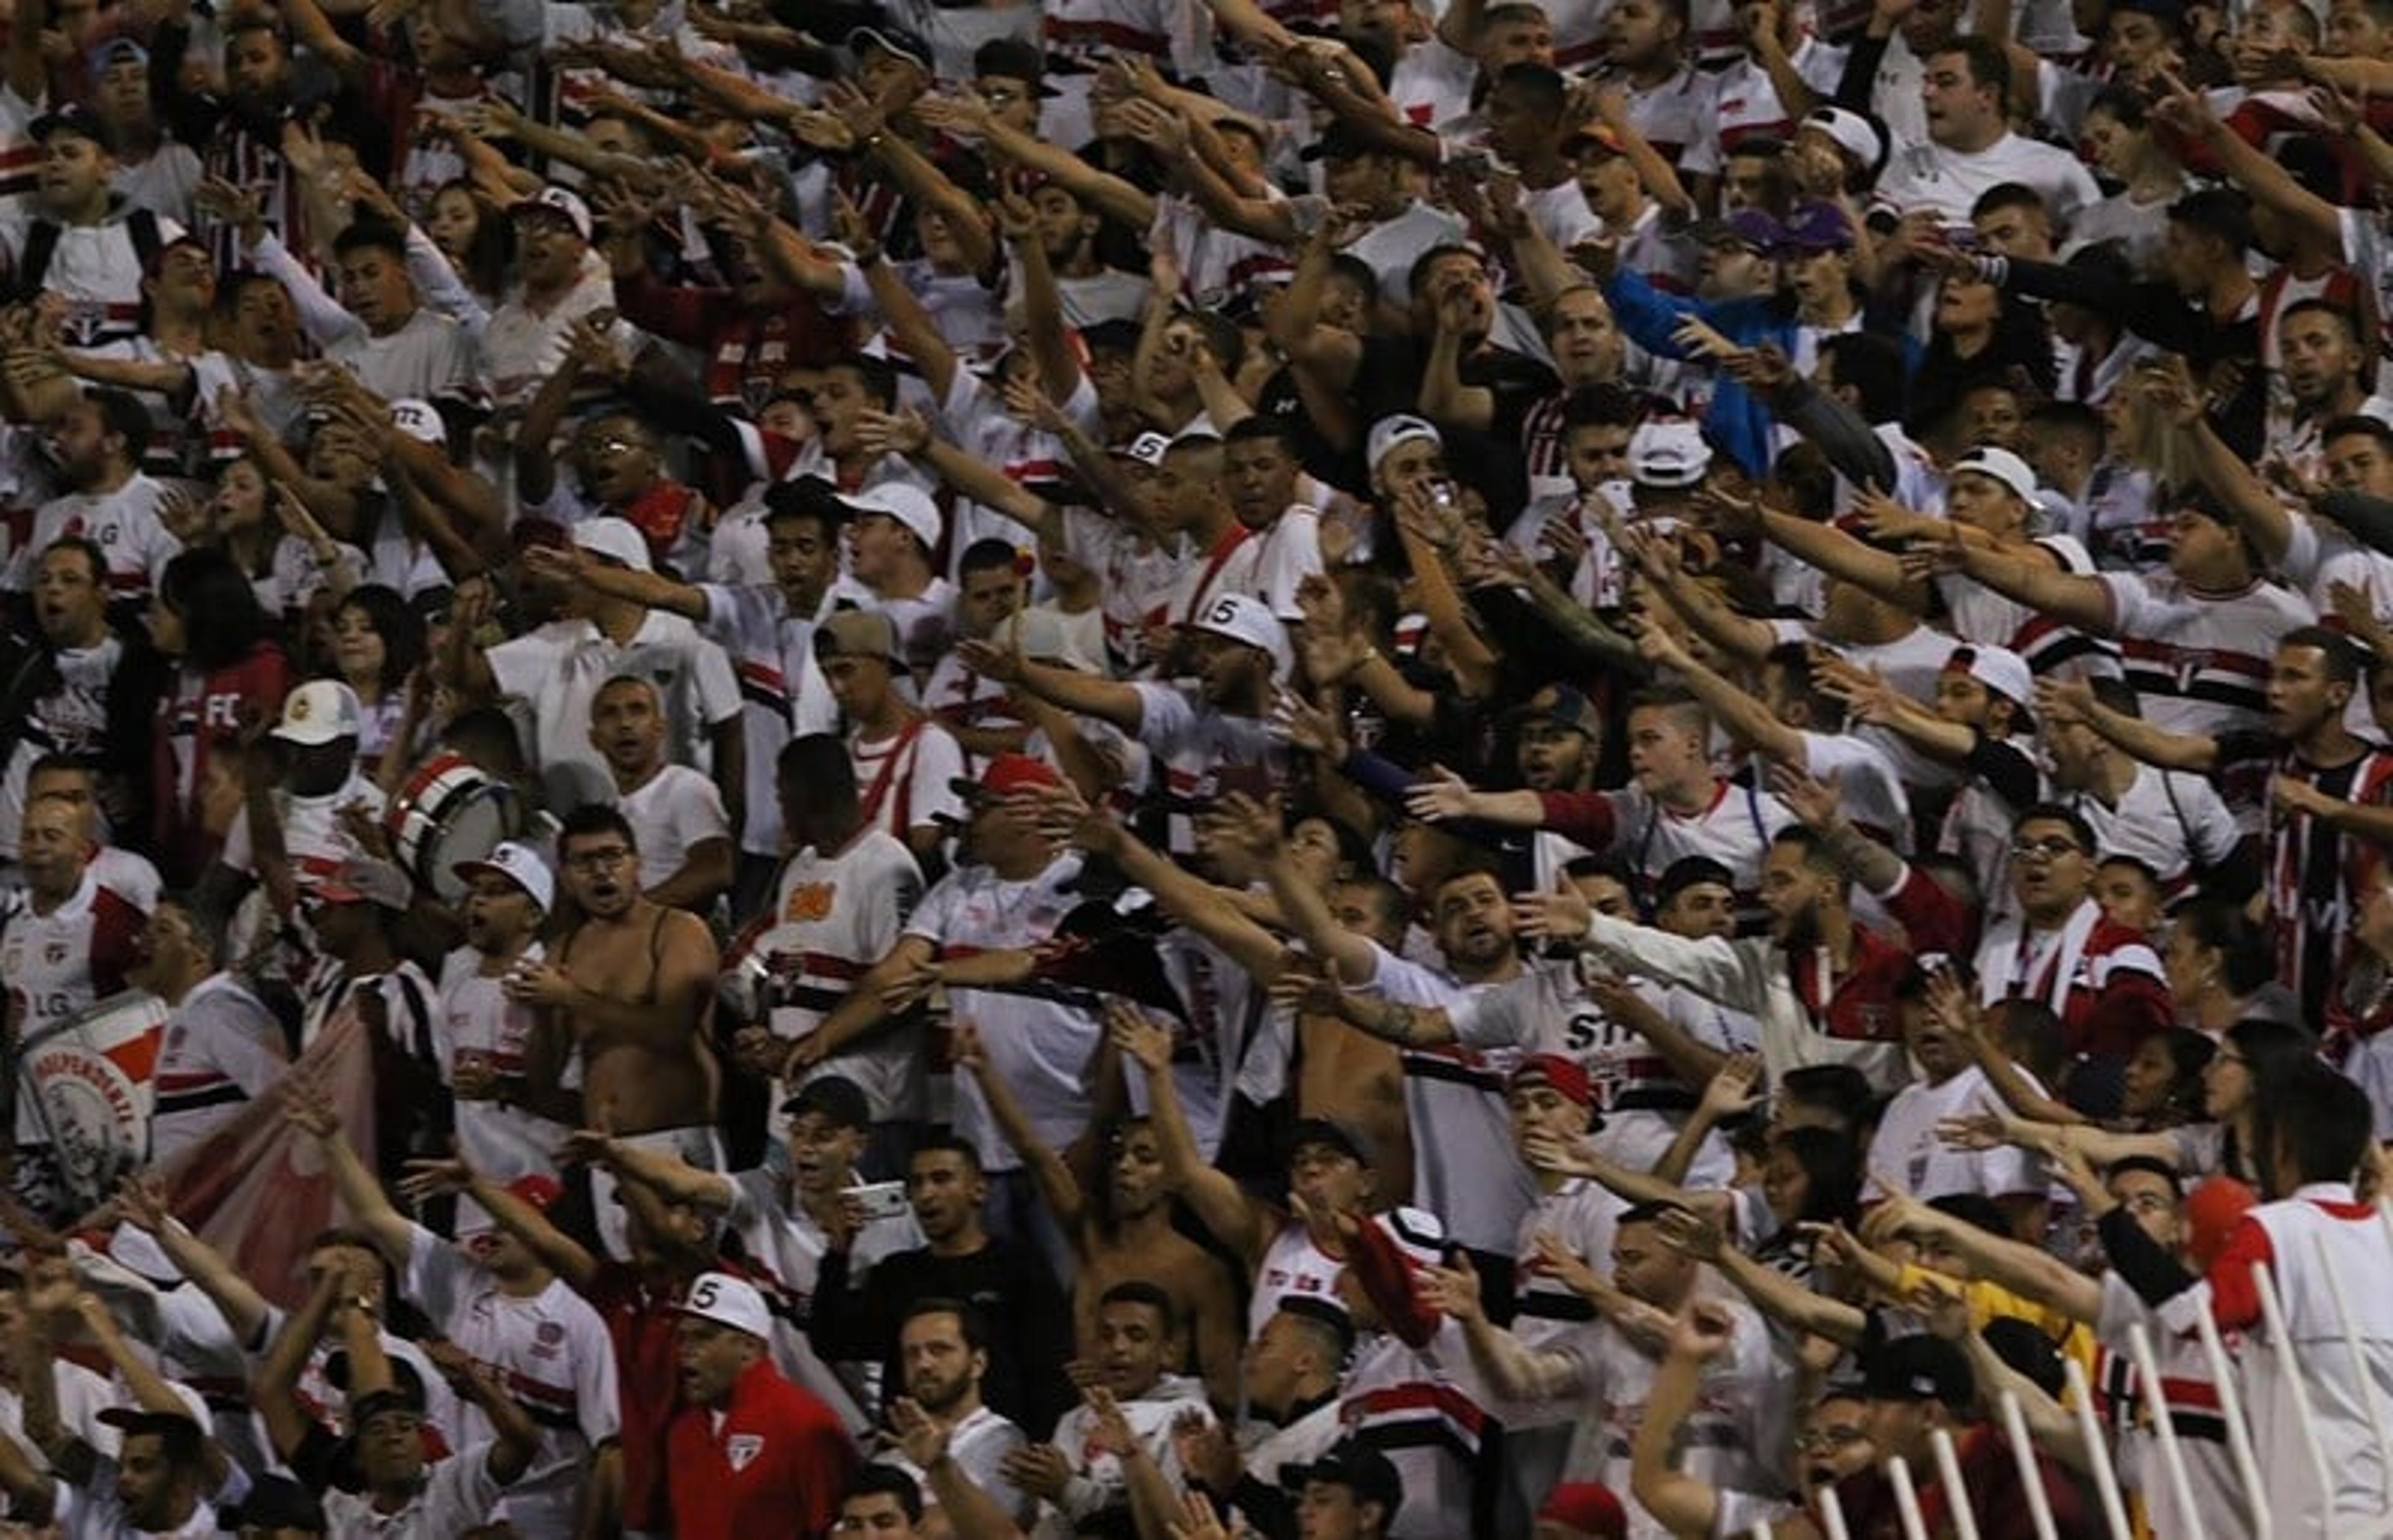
[1538,1481,1628,1538]
[953,753,1061,802]
[1511,1053,1594,1110]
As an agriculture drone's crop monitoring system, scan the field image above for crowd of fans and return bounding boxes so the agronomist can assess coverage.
[6,0,2393,1533]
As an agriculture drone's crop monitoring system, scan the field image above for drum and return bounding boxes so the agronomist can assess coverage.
[386,753,520,903]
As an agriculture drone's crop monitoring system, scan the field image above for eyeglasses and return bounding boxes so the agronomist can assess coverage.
[1795,1425,1869,1453]
[2010,837,2085,862]
[565,847,634,873]
[2117,1192,2176,1215]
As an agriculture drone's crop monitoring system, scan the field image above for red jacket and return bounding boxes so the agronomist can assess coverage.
[667,1356,854,1540]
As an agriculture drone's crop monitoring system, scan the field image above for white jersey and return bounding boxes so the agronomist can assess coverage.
[1128,683,1284,853]
[2096,570,2315,739]
[1877,131,2101,224]
[1533,1305,1780,1540]
[403,1225,620,1540]
[935,369,1101,581]
[486,609,741,816]
[921,647,1034,774]
[1582,779,1795,929]
[1352,944,1535,1258]
[0,634,123,860]
[2162,1182,2393,1533]
[13,475,182,601]
[911,853,1101,1172]
[757,828,925,1126]
[613,764,728,894]
[1062,506,1183,677]
[0,209,188,347]
[150,972,284,1164]
[1342,1321,1501,1540]
[1865,1065,2045,1202]
[2094,1273,2250,1540]
[1036,1374,1214,1539]
[848,717,967,845]
[2056,764,2241,890]
[696,578,866,858]
[1251,1222,1346,1339]
[222,769,388,892]
[434,941,568,1184]
[1510,1181,1627,1346]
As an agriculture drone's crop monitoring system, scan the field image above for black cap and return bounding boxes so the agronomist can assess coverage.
[975,37,1058,95]
[1079,318,1143,356]
[780,1074,872,1128]
[97,1406,204,1444]
[1288,1116,1372,1169]
[1656,855,1738,911]
[1858,1334,1974,1410]
[350,1382,429,1429]
[1289,1440,1403,1512]
[221,1474,328,1531]
[1299,121,1382,163]
[31,102,112,151]
[850,24,933,72]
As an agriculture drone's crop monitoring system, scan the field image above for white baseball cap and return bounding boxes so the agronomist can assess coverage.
[1188,592,1292,679]
[842,483,943,553]
[1366,414,1442,469]
[1629,420,1712,488]
[389,398,445,447]
[451,841,554,913]
[574,515,653,573]
[270,680,363,747]
[512,184,593,242]
[1115,431,1172,468]
[677,1271,773,1340]
[1948,644,2034,707]
[1949,445,2038,504]
[1800,107,1886,174]
[1380,1205,1449,1270]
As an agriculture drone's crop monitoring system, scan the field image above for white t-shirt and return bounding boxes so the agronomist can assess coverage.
[1865,1064,2045,1201]
[614,763,728,894]
[403,1226,619,1539]
[1878,132,2102,224]
[910,854,1100,1173]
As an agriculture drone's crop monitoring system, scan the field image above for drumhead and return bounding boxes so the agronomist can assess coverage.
[416,786,521,903]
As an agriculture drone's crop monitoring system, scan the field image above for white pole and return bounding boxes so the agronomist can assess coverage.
[1929,1427,1982,1540]
[2126,1321,2209,1540]
[2314,1229,2393,1508]
[1752,1524,1774,1540]
[1818,1482,1853,1540]
[2064,1354,2135,1540]
[2252,1257,2338,1514]
[1885,1455,1931,1540]
[2192,1304,2274,1540]
[1997,1390,2060,1540]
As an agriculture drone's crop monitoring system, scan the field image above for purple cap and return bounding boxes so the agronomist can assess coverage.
[1693,207,1785,253]
[1777,201,1856,254]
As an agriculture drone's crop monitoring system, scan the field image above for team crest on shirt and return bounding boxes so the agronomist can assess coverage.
[727,1434,763,1471]
[786,882,834,922]
[42,942,64,966]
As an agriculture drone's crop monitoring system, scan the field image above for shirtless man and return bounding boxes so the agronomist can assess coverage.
[505,804,720,1259]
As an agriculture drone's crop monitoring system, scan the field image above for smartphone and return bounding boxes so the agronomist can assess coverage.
[849,1181,911,1222]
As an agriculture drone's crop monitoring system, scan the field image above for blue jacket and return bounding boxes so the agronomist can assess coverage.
[1600,268,1799,478]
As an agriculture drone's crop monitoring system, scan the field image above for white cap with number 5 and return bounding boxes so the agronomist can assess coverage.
[1188,592,1291,680]
[677,1271,773,1340]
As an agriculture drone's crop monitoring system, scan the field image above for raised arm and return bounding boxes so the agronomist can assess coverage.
[1944,539,2116,634]
[954,639,1148,733]
[257,1271,346,1466]
[400,1149,600,1292]
[955,1022,1087,1234]
[287,1086,420,1266]
[1120,1005,1275,1267]
[2033,676,2219,774]
[1635,623,1804,764]
[1213,794,1386,989]
[115,1172,272,1348]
